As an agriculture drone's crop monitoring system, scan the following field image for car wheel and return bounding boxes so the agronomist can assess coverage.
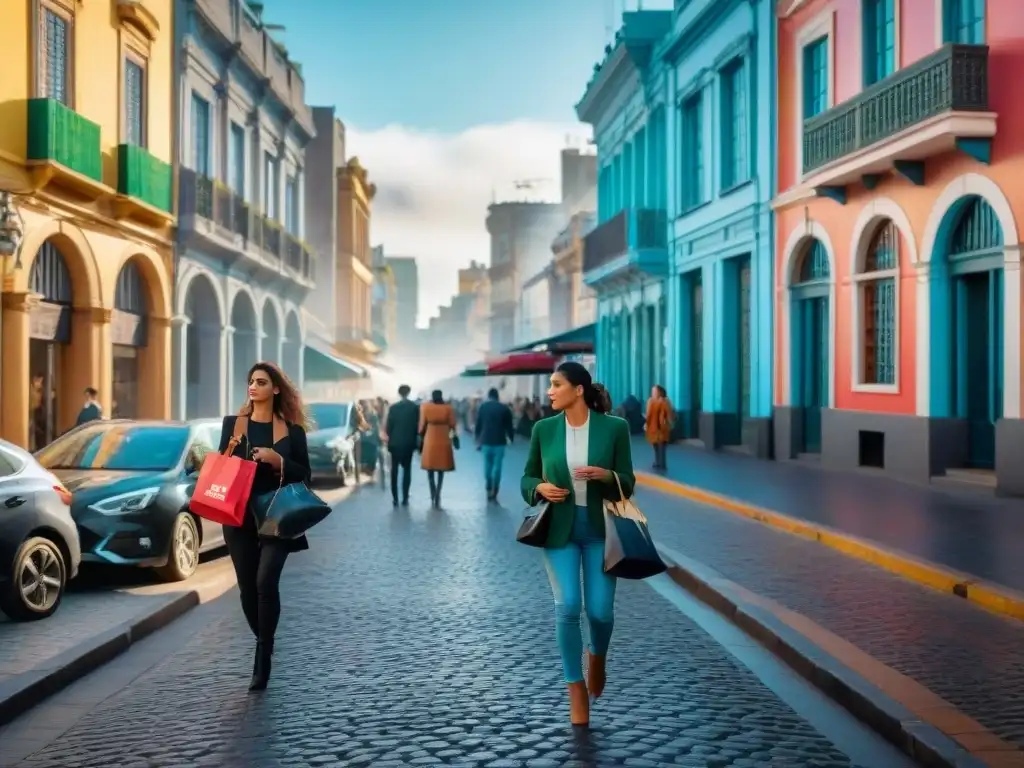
[155,513,200,583]
[0,537,67,621]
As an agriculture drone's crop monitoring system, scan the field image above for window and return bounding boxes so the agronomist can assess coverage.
[680,92,703,210]
[263,151,279,218]
[857,221,899,387]
[36,423,190,472]
[123,55,146,146]
[0,447,23,477]
[864,0,895,85]
[802,36,829,118]
[38,3,72,104]
[191,93,210,176]
[229,123,245,195]
[945,0,985,43]
[720,59,749,189]
[284,174,298,234]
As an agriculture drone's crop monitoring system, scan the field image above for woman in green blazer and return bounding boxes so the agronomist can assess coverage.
[520,361,635,727]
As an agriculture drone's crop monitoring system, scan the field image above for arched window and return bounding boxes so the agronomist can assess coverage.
[856,221,899,386]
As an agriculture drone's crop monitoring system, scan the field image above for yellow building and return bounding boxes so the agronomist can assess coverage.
[0,0,175,450]
[335,157,379,366]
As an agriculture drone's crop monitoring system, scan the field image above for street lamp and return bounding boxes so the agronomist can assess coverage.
[0,191,25,266]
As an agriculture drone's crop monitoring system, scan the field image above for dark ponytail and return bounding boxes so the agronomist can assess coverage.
[556,361,612,414]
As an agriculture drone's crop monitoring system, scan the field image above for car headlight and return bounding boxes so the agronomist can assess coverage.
[88,487,161,515]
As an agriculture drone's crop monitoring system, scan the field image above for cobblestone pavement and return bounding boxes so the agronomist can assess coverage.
[9,451,884,768]
[633,438,1024,590]
[619,448,1024,748]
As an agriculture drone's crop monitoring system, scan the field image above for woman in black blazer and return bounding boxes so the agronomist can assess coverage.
[217,361,312,692]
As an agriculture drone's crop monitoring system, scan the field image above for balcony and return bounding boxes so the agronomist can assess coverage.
[25,98,105,199]
[336,326,381,358]
[179,168,251,240]
[284,233,314,280]
[113,144,174,225]
[582,207,668,288]
[794,44,994,205]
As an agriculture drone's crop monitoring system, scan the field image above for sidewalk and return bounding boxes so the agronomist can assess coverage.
[634,438,1024,593]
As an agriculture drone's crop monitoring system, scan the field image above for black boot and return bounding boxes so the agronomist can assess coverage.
[249,640,273,691]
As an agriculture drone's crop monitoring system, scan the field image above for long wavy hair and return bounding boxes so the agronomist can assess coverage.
[238,361,312,430]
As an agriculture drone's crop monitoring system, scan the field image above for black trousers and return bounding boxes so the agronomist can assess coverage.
[427,470,445,501]
[390,449,412,502]
[223,516,290,648]
[653,442,668,469]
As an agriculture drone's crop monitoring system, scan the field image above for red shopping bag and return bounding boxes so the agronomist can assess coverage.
[189,425,256,526]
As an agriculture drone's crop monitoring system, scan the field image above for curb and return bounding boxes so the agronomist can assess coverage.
[637,471,1024,623]
[0,566,236,727]
[657,546,1010,768]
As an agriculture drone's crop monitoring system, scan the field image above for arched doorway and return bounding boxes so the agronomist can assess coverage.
[184,274,223,418]
[789,239,831,454]
[27,241,73,450]
[230,292,258,409]
[284,311,302,384]
[111,260,148,419]
[932,196,1004,468]
[262,301,282,366]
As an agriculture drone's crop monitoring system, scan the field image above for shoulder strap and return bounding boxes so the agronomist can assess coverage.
[225,416,248,456]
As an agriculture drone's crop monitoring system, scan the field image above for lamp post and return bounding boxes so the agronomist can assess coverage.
[0,191,26,439]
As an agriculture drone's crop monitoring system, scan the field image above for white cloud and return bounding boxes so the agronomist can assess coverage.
[345,120,591,327]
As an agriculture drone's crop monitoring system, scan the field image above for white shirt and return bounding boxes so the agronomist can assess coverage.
[565,413,590,503]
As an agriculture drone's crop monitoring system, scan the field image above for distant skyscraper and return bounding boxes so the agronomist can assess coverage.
[385,256,419,345]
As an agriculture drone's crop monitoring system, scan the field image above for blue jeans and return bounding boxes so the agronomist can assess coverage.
[481,444,505,492]
[542,505,617,683]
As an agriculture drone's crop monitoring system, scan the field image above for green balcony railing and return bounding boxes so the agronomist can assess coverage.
[803,44,989,174]
[117,144,173,212]
[26,98,102,182]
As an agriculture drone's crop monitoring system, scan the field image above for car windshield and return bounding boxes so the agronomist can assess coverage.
[36,423,189,472]
[309,403,351,431]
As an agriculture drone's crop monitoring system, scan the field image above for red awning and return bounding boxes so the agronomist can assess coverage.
[486,352,558,376]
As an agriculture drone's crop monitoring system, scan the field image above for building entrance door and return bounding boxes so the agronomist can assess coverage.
[954,269,1002,468]
[688,273,702,439]
[799,296,829,453]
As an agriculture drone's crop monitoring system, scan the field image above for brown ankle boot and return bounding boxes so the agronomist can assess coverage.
[567,681,589,726]
[587,652,606,699]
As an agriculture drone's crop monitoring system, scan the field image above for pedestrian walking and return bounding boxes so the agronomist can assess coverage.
[418,389,456,508]
[216,361,312,692]
[520,361,636,727]
[645,384,673,471]
[385,384,418,506]
[474,387,514,501]
[75,387,103,426]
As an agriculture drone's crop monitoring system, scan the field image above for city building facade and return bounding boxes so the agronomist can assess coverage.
[0,0,176,448]
[371,245,397,353]
[772,0,1022,494]
[549,211,598,336]
[662,0,776,455]
[385,255,419,349]
[577,11,672,407]
[174,0,315,417]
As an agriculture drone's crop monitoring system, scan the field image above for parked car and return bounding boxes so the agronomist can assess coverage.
[34,419,225,583]
[306,402,354,486]
[0,438,81,621]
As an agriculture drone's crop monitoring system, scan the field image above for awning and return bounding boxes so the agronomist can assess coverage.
[460,361,489,378]
[487,352,558,376]
[303,343,368,381]
[505,323,595,354]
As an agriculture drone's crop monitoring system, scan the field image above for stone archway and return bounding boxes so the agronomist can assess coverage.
[283,310,302,386]
[262,300,282,366]
[230,291,259,409]
[183,273,224,418]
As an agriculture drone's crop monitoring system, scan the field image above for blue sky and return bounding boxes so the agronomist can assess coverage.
[266,0,672,329]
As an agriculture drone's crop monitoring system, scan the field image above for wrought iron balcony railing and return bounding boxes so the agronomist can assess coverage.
[803,43,989,174]
[582,208,667,274]
[179,169,250,237]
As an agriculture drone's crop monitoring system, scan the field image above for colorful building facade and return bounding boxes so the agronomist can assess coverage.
[662,0,776,455]
[772,0,1023,494]
[578,11,672,406]
[0,0,176,449]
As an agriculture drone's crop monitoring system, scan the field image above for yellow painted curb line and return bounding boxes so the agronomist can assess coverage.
[637,471,1024,623]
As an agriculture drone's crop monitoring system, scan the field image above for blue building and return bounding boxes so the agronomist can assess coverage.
[172,0,317,418]
[661,0,776,456]
[576,11,673,408]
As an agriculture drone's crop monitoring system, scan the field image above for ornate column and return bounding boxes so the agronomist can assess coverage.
[171,314,190,420]
[139,316,172,420]
[71,305,111,425]
[0,292,36,447]
[223,324,236,413]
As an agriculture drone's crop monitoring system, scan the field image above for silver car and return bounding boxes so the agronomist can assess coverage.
[0,439,82,621]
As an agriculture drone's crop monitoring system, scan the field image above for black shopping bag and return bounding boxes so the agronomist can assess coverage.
[602,473,666,580]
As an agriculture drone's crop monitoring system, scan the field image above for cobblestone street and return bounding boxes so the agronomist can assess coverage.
[0,444,908,767]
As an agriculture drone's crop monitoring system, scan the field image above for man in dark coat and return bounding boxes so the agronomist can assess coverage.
[474,387,514,502]
[384,384,419,505]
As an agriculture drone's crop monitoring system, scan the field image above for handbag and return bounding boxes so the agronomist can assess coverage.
[251,480,332,538]
[451,432,461,451]
[602,472,667,580]
[189,418,257,527]
[516,472,552,548]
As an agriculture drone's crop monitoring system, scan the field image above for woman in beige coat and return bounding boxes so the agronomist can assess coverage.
[419,389,456,507]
